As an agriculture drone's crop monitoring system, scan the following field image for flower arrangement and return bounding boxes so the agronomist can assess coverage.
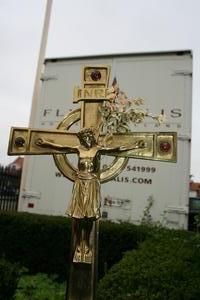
[99,78,165,135]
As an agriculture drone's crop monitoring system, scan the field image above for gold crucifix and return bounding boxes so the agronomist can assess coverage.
[8,65,177,300]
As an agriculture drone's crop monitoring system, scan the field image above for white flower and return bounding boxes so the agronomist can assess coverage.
[100,81,167,135]
[155,114,166,124]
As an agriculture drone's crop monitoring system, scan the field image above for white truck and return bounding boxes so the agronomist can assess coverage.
[18,51,192,229]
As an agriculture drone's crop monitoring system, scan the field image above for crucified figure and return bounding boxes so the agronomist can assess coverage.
[35,128,146,263]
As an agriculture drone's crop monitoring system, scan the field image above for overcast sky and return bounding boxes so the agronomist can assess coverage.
[0,0,200,180]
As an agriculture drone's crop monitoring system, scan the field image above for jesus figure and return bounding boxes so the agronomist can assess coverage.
[35,128,146,263]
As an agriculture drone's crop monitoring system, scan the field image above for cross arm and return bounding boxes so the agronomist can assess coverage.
[8,127,80,156]
[99,132,177,162]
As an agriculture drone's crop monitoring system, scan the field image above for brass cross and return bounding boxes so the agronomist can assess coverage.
[8,65,177,300]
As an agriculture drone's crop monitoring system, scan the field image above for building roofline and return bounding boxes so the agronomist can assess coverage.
[45,49,192,64]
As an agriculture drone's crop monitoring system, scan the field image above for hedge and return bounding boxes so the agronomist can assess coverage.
[0,257,24,300]
[97,229,200,300]
[98,221,151,277]
[0,212,150,281]
[0,212,71,281]
[1,212,199,299]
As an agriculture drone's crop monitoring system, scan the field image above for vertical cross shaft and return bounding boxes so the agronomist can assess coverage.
[67,66,111,300]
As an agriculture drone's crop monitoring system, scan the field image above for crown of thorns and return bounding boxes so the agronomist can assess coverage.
[77,128,97,145]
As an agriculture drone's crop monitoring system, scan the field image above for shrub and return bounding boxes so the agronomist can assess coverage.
[0,257,24,300]
[98,221,151,278]
[14,273,66,300]
[97,230,200,300]
[0,212,71,281]
[0,212,151,280]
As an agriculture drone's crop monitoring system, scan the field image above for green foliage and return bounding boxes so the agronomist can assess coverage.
[1,212,200,300]
[98,221,151,278]
[0,212,151,280]
[0,257,25,300]
[14,273,66,300]
[0,212,71,281]
[97,229,200,300]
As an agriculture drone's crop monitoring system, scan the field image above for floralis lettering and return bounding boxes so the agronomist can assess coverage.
[43,109,66,118]
[113,176,152,184]
[161,108,182,118]
[42,108,182,119]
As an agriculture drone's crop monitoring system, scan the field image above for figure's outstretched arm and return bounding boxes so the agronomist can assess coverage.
[119,140,147,151]
[102,140,147,152]
[35,138,77,151]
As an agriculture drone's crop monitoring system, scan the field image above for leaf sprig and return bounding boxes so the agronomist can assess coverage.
[99,79,165,135]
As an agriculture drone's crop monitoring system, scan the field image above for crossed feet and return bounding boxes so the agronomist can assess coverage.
[73,241,92,264]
